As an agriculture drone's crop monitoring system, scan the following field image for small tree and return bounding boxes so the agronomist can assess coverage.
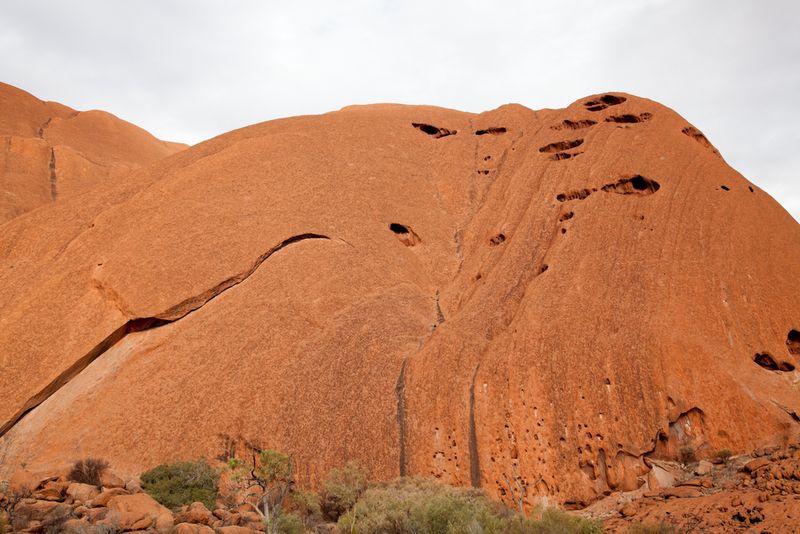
[321,461,368,521]
[714,448,732,464]
[227,447,295,534]
[68,458,109,487]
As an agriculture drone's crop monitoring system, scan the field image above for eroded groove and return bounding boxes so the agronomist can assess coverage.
[48,148,57,200]
[412,122,456,138]
[538,138,584,153]
[0,233,331,438]
[156,233,329,320]
[551,119,596,131]
[475,127,507,136]
[395,358,408,476]
[469,364,481,488]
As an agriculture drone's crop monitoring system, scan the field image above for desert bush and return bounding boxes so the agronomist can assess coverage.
[714,448,732,463]
[68,457,109,486]
[321,461,368,520]
[678,446,696,465]
[41,504,74,534]
[140,458,219,510]
[337,477,603,534]
[628,521,676,534]
[275,511,304,534]
[288,489,321,527]
[511,507,603,534]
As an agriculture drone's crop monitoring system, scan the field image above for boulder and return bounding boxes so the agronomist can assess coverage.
[174,501,215,525]
[107,493,173,531]
[91,486,129,507]
[66,482,100,503]
[176,523,216,534]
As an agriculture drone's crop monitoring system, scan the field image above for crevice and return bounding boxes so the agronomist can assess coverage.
[604,112,652,124]
[37,118,52,138]
[389,223,421,247]
[0,233,331,438]
[474,127,507,136]
[770,401,800,424]
[412,122,456,138]
[550,151,582,161]
[538,138,584,153]
[754,352,795,372]
[786,329,799,355]
[469,364,481,488]
[681,126,720,155]
[600,175,660,195]
[584,94,627,112]
[489,233,506,246]
[556,175,660,202]
[48,147,57,200]
[434,291,445,325]
[551,119,596,131]
[395,358,408,476]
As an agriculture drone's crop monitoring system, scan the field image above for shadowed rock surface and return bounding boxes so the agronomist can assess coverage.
[0,89,798,511]
[0,82,186,224]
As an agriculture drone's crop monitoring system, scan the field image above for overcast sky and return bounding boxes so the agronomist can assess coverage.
[1,0,797,220]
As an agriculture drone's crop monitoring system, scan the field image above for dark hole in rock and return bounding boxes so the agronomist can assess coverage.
[561,228,567,234]
[389,223,421,246]
[551,119,597,131]
[556,188,593,203]
[550,152,579,161]
[477,170,490,175]
[390,223,409,234]
[721,185,730,191]
[601,175,660,196]
[605,112,652,124]
[539,138,584,153]
[749,186,755,193]
[484,155,492,161]
[788,330,800,355]
[475,127,507,135]
[681,126,720,155]
[539,264,549,274]
[489,233,506,246]
[754,352,795,372]
[412,122,456,138]
[584,94,627,112]
[559,211,574,222]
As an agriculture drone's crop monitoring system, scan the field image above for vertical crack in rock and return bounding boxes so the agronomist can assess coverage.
[37,117,52,138]
[48,147,57,200]
[434,290,445,325]
[469,364,481,488]
[0,233,331,438]
[395,357,408,476]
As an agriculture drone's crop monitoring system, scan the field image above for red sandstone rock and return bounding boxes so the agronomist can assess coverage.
[66,482,100,503]
[176,523,216,534]
[0,88,798,512]
[0,82,186,224]
[174,501,215,526]
[106,493,173,531]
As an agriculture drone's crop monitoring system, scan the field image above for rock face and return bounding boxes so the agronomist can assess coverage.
[0,90,798,509]
[0,82,186,224]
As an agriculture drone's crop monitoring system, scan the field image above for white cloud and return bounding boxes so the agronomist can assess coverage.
[1,0,797,219]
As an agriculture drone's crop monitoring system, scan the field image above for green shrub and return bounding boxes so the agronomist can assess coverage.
[288,489,321,526]
[275,511,304,534]
[714,448,732,463]
[629,522,676,534]
[337,477,603,534]
[67,457,109,487]
[515,507,603,534]
[140,458,219,510]
[321,461,368,520]
[337,477,501,534]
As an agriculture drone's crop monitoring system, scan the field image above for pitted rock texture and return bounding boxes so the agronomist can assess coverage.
[0,82,186,224]
[0,91,799,511]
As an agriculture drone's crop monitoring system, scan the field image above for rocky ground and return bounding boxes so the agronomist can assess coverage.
[2,445,799,533]
[0,467,327,534]
[588,444,800,533]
